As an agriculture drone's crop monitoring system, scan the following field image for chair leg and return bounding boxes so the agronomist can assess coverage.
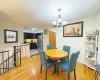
[95,72,98,80]
[95,72,96,80]
[40,65,42,73]
[52,70,54,75]
[74,69,76,80]
[57,66,59,75]
[97,73,98,80]
[54,64,56,73]
[45,69,47,80]
[52,65,56,75]
[68,73,70,80]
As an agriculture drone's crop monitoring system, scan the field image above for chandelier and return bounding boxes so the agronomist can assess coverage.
[52,9,67,27]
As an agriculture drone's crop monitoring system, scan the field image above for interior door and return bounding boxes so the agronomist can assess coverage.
[49,31,56,49]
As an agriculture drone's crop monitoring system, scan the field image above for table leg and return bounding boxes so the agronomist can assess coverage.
[57,64,59,75]
[54,64,56,73]
[52,64,56,75]
[95,71,98,80]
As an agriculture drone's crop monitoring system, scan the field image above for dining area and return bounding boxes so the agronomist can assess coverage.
[38,45,80,80]
[0,44,98,80]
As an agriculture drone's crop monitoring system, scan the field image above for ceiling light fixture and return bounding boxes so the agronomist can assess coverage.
[31,29,35,30]
[52,9,67,27]
[31,28,36,31]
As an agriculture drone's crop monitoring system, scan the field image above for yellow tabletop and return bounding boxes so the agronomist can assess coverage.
[45,49,68,59]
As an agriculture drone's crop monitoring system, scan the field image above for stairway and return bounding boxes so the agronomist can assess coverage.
[0,44,30,75]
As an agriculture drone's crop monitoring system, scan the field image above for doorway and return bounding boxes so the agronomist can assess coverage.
[49,31,56,49]
[24,28,43,56]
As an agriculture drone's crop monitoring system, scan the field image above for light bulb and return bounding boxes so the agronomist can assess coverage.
[52,21,56,25]
[63,21,67,25]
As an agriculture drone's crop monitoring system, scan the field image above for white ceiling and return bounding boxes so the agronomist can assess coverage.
[0,0,100,28]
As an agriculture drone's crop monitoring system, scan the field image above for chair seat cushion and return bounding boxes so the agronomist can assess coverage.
[46,59,56,68]
[58,61,70,72]
[95,65,100,74]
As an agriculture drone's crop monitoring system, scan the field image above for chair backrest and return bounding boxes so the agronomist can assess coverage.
[94,65,100,74]
[69,51,80,72]
[47,45,53,50]
[38,49,47,68]
[63,45,70,55]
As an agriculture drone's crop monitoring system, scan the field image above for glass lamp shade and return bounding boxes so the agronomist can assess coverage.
[62,21,67,25]
[52,20,67,27]
[52,21,56,26]
[57,22,60,27]
[58,18,62,23]
[31,29,35,30]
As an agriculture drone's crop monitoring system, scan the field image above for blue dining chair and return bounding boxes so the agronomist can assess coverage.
[61,45,70,61]
[58,51,80,80]
[38,49,56,80]
[47,45,53,50]
[94,65,100,80]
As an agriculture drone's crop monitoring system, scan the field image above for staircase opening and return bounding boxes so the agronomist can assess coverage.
[0,44,28,75]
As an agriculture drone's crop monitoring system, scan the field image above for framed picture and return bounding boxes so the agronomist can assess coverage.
[4,29,18,43]
[63,21,83,37]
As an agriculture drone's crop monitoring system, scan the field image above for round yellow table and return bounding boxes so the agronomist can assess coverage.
[45,49,68,74]
[45,49,68,59]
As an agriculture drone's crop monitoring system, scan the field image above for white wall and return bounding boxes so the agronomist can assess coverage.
[96,12,100,64]
[49,28,56,32]
[43,35,49,51]
[0,24,24,50]
[56,16,97,64]
[0,11,24,67]
[0,11,24,50]
[96,12,100,29]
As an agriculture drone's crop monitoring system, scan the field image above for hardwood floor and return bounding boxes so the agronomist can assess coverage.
[0,54,100,80]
